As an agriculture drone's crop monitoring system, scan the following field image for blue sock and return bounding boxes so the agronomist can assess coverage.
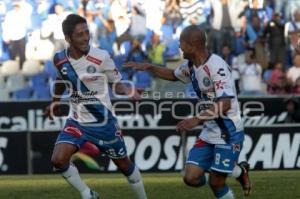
[123,162,135,176]
[53,164,69,173]
[214,185,234,199]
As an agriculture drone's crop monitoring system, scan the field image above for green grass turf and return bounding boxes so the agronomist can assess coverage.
[0,171,299,199]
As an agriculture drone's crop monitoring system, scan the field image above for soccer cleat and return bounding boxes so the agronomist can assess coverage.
[88,190,100,199]
[236,161,251,196]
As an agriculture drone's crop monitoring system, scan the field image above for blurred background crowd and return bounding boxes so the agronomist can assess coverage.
[0,0,300,101]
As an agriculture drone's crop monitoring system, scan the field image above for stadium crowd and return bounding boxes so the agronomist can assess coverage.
[0,0,300,100]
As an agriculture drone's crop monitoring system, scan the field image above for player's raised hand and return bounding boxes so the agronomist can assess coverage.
[176,117,201,132]
[124,61,150,71]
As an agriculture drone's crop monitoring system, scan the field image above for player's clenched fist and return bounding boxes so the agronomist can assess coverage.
[43,102,61,120]
[176,117,202,132]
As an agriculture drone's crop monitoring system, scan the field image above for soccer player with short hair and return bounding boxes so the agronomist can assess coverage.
[44,14,147,199]
[125,25,251,198]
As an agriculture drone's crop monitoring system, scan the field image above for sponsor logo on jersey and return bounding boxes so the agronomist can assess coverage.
[217,68,226,76]
[86,55,102,65]
[61,67,67,75]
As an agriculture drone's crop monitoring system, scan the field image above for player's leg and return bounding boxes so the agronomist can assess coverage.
[209,172,234,199]
[209,142,244,199]
[91,120,147,199]
[51,122,99,199]
[183,139,213,187]
[183,164,208,187]
[112,157,147,199]
[233,161,251,196]
[226,143,251,196]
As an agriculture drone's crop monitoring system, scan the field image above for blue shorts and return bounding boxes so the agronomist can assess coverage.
[55,118,127,159]
[186,139,242,174]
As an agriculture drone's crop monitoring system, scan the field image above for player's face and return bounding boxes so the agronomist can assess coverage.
[69,23,90,53]
[179,39,194,60]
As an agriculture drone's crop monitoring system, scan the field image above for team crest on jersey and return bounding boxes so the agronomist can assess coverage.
[203,77,211,87]
[87,65,96,73]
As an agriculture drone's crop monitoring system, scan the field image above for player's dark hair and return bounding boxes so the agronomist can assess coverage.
[246,47,256,59]
[62,14,87,37]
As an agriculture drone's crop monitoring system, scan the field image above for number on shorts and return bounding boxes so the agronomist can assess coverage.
[215,153,221,165]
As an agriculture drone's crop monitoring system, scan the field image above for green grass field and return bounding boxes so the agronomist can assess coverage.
[0,171,299,199]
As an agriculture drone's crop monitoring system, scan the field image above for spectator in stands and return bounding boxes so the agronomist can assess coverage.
[111,0,131,49]
[179,0,211,28]
[126,39,151,92]
[98,12,117,55]
[129,5,147,42]
[263,12,285,65]
[238,48,265,95]
[221,44,240,93]
[164,0,182,30]
[244,0,269,26]
[123,39,148,80]
[276,0,300,21]
[287,54,300,86]
[284,97,300,123]
[221,44,235,66]
[245,14,268,69]
[2,1,30,68]
[86,11,99,48]
[268,62,288,94]
[143,0,164,34]
[41,3,71,52]
[208,0,247,54]
[286,9,300,64]
[291,77,300,93]
[147,32,165,66]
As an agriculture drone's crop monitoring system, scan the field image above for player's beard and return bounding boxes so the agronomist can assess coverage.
[76,43,90,55]
[183,52,194,60]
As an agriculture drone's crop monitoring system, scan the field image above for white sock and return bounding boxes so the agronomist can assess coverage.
[204,173,209,185]
[61,164,91,198]
[126,165,147,199]
[218,189,235,199]
[230,165,242,178]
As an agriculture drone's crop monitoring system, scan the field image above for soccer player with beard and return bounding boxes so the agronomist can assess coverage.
[125,25,251,198]
[44,14,147,199]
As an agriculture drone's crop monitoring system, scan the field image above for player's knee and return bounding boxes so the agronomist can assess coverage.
[118,161,131,174]
[51,156,68,169]
[183,175,201,187]
[114,158,132,174]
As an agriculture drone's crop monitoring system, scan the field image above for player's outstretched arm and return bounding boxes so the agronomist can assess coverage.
[124,61,178,81]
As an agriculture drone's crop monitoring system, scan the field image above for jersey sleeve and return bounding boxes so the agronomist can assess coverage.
[173,60,191,83]
[101,51,122,83]
[210,59,235,98]
[53,52,64,80]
